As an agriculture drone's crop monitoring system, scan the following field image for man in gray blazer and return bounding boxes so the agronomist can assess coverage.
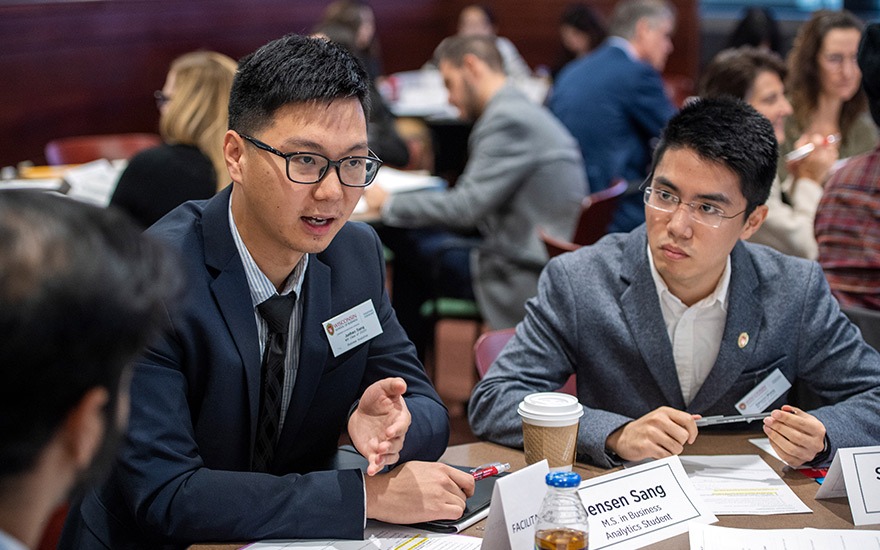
[470,97,880,469]
[366,35,587,339]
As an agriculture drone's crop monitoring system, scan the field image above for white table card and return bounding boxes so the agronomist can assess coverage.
[480,459,549,550]
[816,445,880,525]
[578,456,716,550]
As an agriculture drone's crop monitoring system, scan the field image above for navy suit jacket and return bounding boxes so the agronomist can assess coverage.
[61,187,449,549]
[470,227,880,468]
[549,42,675,232]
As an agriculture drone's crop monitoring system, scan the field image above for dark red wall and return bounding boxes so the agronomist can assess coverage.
[0,0,697,168]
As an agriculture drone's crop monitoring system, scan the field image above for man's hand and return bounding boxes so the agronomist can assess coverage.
[605,406,700,462]
[763,405,826,467]
[364,462,475,524]
[349,377,411,475]
[363,184,389,213]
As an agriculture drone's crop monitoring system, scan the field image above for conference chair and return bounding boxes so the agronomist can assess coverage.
[539,178,629,258]
[44,133,161,165]
[473,328,576,396]
[843,305,880,351]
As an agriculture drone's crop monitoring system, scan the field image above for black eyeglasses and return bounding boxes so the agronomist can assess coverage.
[239,133,383,188]
[154,90,170,109]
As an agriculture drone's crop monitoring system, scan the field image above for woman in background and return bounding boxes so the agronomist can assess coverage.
[111,51,237,227]
[779,10,876,181]
[700,46,837,259]
[321,0,383,80]
[553,2,607,78]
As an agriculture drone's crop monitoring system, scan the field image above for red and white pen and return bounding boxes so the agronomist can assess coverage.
[471,462,510,480]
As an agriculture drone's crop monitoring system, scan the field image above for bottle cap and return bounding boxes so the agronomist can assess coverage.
[545,471,581,487]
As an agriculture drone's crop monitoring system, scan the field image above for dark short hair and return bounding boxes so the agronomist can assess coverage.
[859,23,880,126]
[228,33,371,136]
[0,191,182,480]
[651,97,777,217]
[699,46,787,102]
[434,35,504,73]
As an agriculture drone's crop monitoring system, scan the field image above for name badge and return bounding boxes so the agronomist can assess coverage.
[322,299,383,357]
[735,368,791,415]
[817,445,880,525]
[579,456,716,550]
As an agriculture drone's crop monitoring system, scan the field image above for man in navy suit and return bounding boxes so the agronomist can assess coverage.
[549,0,677,233]
[470,98,880,469]
[61,34,473,549]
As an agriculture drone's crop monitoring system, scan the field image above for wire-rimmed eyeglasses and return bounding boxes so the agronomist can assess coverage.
[643,185,746,228]
[240,133,383,188]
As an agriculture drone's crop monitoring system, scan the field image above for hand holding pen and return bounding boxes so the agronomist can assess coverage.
[785,133,840,184]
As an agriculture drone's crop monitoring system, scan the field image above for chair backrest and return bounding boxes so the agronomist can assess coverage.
[572,178,629,246]
[538,227,581,259]
[843,305,880,351]
[473,328,577,396]
[44,133,162,165]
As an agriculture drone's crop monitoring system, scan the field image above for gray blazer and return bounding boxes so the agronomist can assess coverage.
[382,84,587,328]
[469,227,880,467]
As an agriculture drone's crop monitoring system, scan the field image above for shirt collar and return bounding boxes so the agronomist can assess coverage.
[0,529,28,550]
[647,244,731,312]
[607,36,639,62]
[228,194,308,306]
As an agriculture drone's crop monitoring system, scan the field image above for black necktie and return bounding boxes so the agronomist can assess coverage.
[252,293,297,472]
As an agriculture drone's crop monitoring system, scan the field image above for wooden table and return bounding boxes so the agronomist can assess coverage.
[192,432,862,549]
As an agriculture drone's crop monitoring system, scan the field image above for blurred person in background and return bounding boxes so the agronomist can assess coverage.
[779,9,877,182]
[110,51,237,228]
[816,23,880,311]
[321,0,383,80]
[725,6,782,55]
[700,46,837,259]
[313,21,410,167]
[553,2,607,78]
[456,3,531,80]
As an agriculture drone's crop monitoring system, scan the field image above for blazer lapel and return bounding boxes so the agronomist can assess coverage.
[688,242,762,412]
[202,187,262,444]
[619,229,686,409]
[274,256,332,457]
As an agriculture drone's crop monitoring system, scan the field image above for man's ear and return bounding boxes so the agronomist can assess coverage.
[740,204,768,240]
[461,52,484,77]
[60,387,109,470]
[224,130,246,184]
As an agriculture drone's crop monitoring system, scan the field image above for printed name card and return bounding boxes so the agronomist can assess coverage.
[816,445,880,525]
[322,299,383,357]
[578,456,716,550]
[481,460,549,550]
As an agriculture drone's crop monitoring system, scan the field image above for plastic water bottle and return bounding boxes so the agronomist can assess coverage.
[534,471,589,550]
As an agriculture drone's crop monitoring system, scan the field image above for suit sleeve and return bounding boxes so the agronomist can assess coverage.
[792,262,880,464]
[468,257,635,468]
[382,111,536,230]
[627,66,676,139]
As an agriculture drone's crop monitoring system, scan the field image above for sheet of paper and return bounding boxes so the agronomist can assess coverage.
[689,523,880,550]
[748,437,782,462]
[63,159,124,206]
[242,524,482,550]
[679,455,811,515]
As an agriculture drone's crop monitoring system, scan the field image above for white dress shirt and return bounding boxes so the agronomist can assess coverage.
[0,529,27,550]
[647,246,731,405]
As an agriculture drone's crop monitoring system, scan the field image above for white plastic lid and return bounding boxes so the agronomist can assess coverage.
[517,392,583,426]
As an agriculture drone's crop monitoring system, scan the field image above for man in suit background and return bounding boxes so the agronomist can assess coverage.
[549,0,677,233]
[469,98,880,469]
[0,191,181,550]
[61,34,473,549]
[366,35,586,355]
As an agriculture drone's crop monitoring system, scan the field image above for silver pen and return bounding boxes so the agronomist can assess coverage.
[784,134,840,162]
[695,412,771,427]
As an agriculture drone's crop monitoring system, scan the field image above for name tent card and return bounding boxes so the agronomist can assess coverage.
[577,456,716,550]
[481,459,549,550]
[816,445,880,525]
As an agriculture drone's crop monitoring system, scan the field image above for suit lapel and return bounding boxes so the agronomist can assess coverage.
[619,229,686,408]
[274,256,332,458]
[202,187,262,444]
[688,242,762,412]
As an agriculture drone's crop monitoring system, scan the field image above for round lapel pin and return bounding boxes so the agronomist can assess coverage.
[738,332,749,349]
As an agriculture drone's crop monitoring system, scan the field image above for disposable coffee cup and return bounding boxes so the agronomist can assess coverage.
[517,392,583,471]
